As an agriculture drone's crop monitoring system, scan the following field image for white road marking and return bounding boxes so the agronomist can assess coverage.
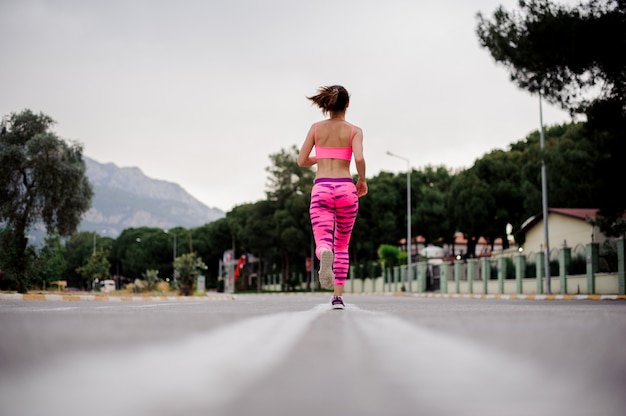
[0,304,329,416]
[347,304,609,416]
[130,302,193,308]
[0,301,616,416]
[10,306,80,312]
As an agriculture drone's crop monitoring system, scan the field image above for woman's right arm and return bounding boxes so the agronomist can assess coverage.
[352,127,368,197]
[297,124,317,167]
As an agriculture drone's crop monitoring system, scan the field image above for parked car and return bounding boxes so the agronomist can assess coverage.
[99,279,116,293]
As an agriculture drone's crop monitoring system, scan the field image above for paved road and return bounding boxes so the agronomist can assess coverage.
[1,294,625,416]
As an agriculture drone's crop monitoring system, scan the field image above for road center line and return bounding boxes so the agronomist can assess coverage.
[130,302,193,308]
[348,305,604,416]
[13,306,81,312]
[0,303,329,416]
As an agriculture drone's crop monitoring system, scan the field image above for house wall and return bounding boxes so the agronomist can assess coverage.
[523,212,603,254]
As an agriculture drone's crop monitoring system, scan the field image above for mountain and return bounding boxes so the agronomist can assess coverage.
[79,157,225,237]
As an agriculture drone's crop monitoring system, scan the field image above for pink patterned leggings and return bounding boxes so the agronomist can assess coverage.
[309,178,359,286]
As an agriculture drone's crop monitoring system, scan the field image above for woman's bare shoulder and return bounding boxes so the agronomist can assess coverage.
[351,124,364,136]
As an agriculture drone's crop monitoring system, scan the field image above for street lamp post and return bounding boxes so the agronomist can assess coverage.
[164,230,177,283]
[539,92,551,294]
[172,233,177,283]
[387,151,412,292]
[93,229,106,255]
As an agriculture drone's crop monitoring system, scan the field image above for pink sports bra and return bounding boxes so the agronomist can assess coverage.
[314,123,354,161]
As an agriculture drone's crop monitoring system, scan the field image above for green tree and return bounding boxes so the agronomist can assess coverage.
[413,166,456,247]
[143,269,160,292]
[476,0,626,235]
[32,234,67,290]
[0,110,93,292]
[476,0,624,113]
[353,171,402,261]
[193,218,234,289]
[273,193,311,291]
[0,226,23,290]
[175,252,207,296]
[266,145,315,202]
[266,146,315,290]
[513,122,600,214]
[471,150,526,250]
[377,244,400,274]
[111,227,180,284]
[542,122,601,207]
[450,169,495,257]
[76,249,111,290]
[227,203,262,291]
[64,232,100,289]
[228,200,281,291]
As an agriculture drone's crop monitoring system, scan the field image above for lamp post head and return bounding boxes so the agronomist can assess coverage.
[387,151,410,166]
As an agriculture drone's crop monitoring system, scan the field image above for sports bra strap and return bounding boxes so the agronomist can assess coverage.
[350,125,354,147]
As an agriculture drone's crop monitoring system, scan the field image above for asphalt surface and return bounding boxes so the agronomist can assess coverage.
[1,293,625,416]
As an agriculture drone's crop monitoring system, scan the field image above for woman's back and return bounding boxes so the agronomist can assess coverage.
[315,119,354,178]
[315,119,353,149]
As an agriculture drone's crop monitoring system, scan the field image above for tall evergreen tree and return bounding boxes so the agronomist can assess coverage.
[476,0,626,235]
[0,110,93,292]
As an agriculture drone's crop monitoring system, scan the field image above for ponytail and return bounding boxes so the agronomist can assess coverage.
[307,85,350,115]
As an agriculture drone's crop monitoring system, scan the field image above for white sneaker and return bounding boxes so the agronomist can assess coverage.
[331,296,345,310]
[318,250,334,290]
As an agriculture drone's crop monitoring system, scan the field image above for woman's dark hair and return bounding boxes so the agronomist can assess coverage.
[307,85,350,115]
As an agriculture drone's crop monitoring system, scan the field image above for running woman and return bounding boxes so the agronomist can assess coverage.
[297,85,368,309]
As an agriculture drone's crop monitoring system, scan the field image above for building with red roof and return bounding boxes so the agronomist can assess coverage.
[516,208,608,255]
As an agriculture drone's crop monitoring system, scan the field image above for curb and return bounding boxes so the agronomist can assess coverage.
[2,292,625,302]
[392,292,626,301]
[0,293,236,302]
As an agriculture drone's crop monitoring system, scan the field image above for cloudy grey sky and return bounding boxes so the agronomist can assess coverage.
[0,0,580,212]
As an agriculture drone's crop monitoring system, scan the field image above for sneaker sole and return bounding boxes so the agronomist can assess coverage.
[319,250,334,290]
[331,303,345,310]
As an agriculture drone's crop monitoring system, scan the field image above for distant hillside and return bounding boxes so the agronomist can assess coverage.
[80,157,225,237]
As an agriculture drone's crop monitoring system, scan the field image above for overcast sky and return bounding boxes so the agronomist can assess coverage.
[0,0,581,212]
